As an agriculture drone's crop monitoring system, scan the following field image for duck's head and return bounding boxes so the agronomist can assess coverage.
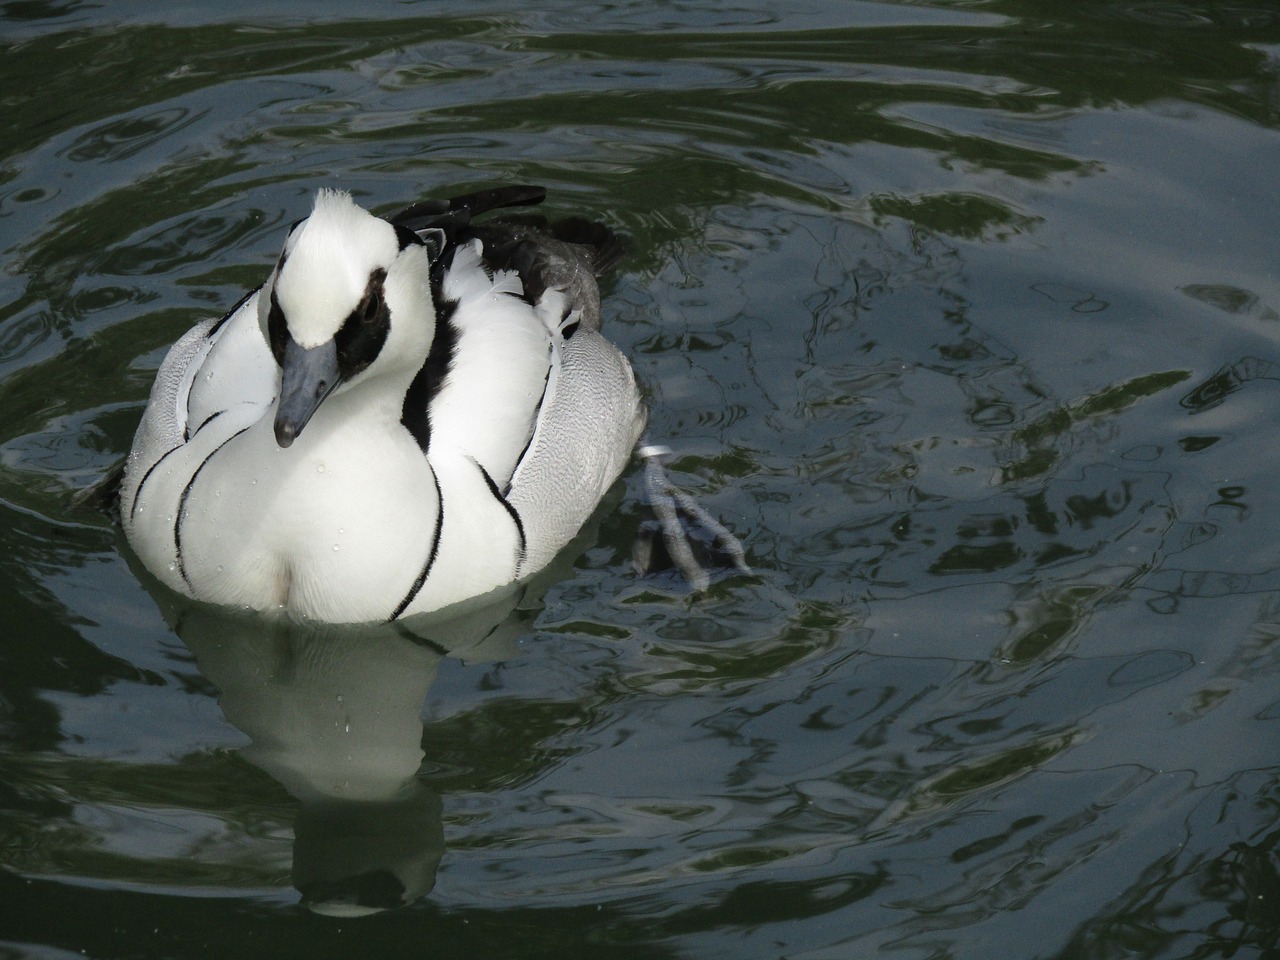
[260,190,435,448]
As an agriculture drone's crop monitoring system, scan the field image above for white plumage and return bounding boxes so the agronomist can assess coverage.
[120,186,646,623]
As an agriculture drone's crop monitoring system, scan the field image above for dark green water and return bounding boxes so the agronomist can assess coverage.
[3,1,1280,956]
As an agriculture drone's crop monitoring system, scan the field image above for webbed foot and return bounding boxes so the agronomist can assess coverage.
[634,444,752,592]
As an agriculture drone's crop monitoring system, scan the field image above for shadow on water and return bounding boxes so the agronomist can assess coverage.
[164,588,531,918]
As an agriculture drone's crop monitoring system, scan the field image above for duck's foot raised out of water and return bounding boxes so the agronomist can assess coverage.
[633,444,752,593]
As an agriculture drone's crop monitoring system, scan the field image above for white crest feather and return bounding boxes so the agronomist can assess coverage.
[275,189,399,348]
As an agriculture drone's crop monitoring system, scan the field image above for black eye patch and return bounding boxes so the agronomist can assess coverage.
[335,268,390,380]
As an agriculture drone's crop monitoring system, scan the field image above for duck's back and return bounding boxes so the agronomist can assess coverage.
[421,226,647,601]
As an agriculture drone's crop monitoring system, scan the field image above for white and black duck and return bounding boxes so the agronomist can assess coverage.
[118,185,746,623]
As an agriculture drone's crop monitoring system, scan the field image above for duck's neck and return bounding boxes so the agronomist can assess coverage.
[292,371,426,458]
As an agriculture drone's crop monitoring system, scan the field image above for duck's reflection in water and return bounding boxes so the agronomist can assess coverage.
[169,587,533,917]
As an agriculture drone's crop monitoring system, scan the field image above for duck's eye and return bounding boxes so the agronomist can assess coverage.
[362,286,383,325]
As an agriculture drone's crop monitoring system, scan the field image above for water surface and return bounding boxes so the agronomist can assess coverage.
[2,1,1280,957]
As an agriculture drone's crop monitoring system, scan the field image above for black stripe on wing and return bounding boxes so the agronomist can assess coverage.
[473,458,527,565]
[506,361,553,493]
[390,472,445,621]
[130,410,226,522]
[401,297,460,454]
[129,446,178,523]
[208,285,259,338]
[173,423,253,589]
[185,408,224,444]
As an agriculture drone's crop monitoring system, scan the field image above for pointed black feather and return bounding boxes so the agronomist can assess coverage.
[389,185,546,234]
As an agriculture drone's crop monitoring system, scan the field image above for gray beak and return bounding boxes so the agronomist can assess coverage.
[275,338,341,448]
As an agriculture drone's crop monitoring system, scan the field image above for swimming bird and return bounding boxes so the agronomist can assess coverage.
[120,185,665,623]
